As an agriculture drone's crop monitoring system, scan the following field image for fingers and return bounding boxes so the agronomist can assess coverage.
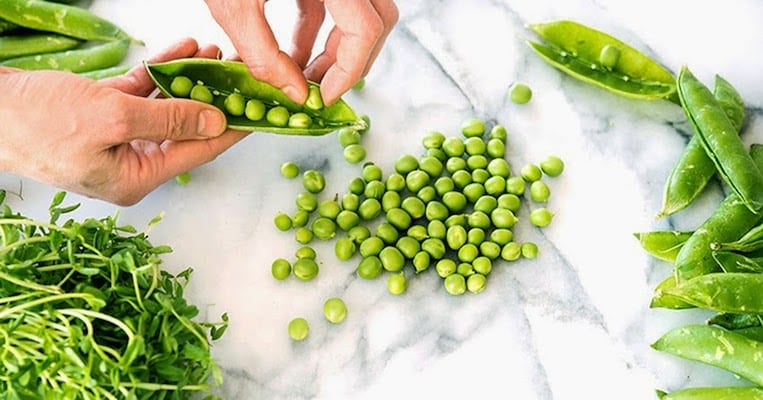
[361,0,399,76]
[291,0,327,69]
[119,95,227,143]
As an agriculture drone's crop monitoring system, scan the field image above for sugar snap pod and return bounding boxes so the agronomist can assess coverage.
[145,59,364,136]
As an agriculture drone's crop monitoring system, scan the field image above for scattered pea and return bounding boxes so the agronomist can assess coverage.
[406,170,430,193]
[338,128,361,147]
[382,191,402,212]
[467,228,486,246]
[170,76,193,97]
[467,274,487,294]
[540,155,565,177]
[521,242,539,259]
[292,210,309,228]
[427,220,447,239]
[401,197,426,219]
[472,256,492,275]
[479,241,501,260]
[281,162,299,179]
[444,274,466,295]
[357,255,383,279]
[442,137,465,157]
[467,211,491,230]
[271,258,291,280]
[413,251,431,273]
[348,178,365,195]
[442,191,468,212]
[175,171,191,185]
[451,170,473,190]
[293,258,319,281]
[288,317,309,341]
[497,194,522,212]
[302,170,325,194]
[425,201,449,222]
[436,259,457,278]
[341,193,360,211]
[376,222,400,244]
[362,163,383,182]
[530,181,551,203]
[486,158,510,178]
[461,118,486,137]
[318,200,342,220]
[506,176,526,195]
[396,236,421,259]
[530,208,554,227]
[295,227,313,244]
[471,168,490,184]
[458,243,479,263]
[446,157,468,174]
[348,225,371,243]
[434,176,455,196]
[485,176,507,196]
[490,229,514,246]
[457,262,474,277]
[446,225,468,250]
[427,148,448,162]
[364,181,386,199]
[417,186,437,203]
[463,183,486,203]
[385,173,406,192]
[419,156,444,178]
[501,242,521,261]
[359,236,385,257]
[422,131,446,149]
[464,137,487,156]
[421,238,446,259]
[335,237,357,260]
[323,298,347,324]
[386,208,413,231]
[474,195,498,214]
[466,155,489,170]
[521,164,543,182]
[394,154,419,175]
[274,212,292,231]
[387,272,407,295]
[491,208,519,229]
[486,138,506,158]
[359,198,383,220]
[295,246,317,260]
[407,225,429,241]
[311,217,336,240]
[490,124,508,141]
[509,82,532,104]
[344,144,367,164]
[336,210,361,231]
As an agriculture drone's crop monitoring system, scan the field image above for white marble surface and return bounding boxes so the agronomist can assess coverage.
[4,1,763,399]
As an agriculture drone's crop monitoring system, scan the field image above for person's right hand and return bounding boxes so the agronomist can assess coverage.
[204,0,399,106]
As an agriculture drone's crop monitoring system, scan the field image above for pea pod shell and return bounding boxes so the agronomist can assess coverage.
[634,230,692,262]
[652,324,763,386]
[527,20,676,100]
[659,387,763,400]
[707,313,762,331]
[145,59,362,136]
[0,39,129,72]
[79,64,131,80]
[711,251,763,274]
[0,34,81,61]
[650,275,694,310]
[665,273,763,314]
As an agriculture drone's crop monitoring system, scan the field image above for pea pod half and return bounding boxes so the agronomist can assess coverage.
[526,20,676,101]
[0,39,129,73]
[658,387,763,400]
[145,59,363,136]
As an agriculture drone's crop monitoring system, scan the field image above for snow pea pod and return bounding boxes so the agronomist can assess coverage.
[665,273,763,314]
[658,387,763,400]
[658,75,745,217]
[526,20,676,101]
[145,58,363,136]
[651,275,694,310]
[79,64,130,80]
[0,19,18,34]
[0,33,81,61]
[711,251,763,274]
[708,313,762,331]
[652,324,763,386]
[677,66,763,214]
[634,230,692,262]
[0,39,128,72]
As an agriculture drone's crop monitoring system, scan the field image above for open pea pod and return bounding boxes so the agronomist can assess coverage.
[145,59,363,136]
[527,20,677,101]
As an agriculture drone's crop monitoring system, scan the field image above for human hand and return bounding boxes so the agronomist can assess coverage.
[0,38,247,206]
[204,0,398,105]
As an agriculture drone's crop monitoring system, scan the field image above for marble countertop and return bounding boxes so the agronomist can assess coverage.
[4,1,763,399]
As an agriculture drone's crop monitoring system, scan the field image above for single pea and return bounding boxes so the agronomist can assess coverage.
[425,201,449,222]
[422,131,446,149]
[446,157,468,174]
[427,220,447,240]
[461,117,486,137]
[396,236,421,259]
[413,251,431,273]
[245,99,266,121]
[323,298,347,324]
[335,237,357,260]
[490,229,513,246]
[293,258,319,281]
[274,212,292,231]
[421,238,446,259]
[295,246,317,260]
[175,171,192,185]
[486,158,510,178]
[466,155,489,171]
[505,176,526,195]
[359,198,382,220]
[463,183,486,204]
[530,207,554,227]
[417,186,437,203]
[188,83,213,103]
[311,217,337,240]
[599,44,621,69]
[444,214,467,228]
[467,228,486,246]
[501,242,521,261]
[521,242,539,259]
[341,193,360,211]
[436,258,457,278]
[305,85,324,111]
[348,177,365,195]
[352,77,365,91]
[394,154,419,175]
[292,210,310,228]
[380,246,406,272]
[442,191,468,213]
[407,224,429,241]
[529,181,551,203]
[364,181,386,199]
[497,194,522,212]
[358,114,371,135]
[344,144,367,164]
[302,170,325,194]
[473,196,498,214]
[348,225,371,243]
[479,241,501,260]
[271,258,291,280]
[318,200,342,220]
[288,112,312,129]
[288,317,309,341]
[442,137,465,157]
[387,272,407,295]
[484,176,506,196]
[295,227,314,244]
[381,191,402,212]
[457,263,474,277]
[169,76,193,97]
[359,236,385,257]
[336,210,361,231]
[427,148,448,162]
[464,137,487,156]
[444,274,466,295]
[337,127,361,147]
[267,106,290,127]
[357,255,383,279]
[419,156,444,178]
[451,170,473,189]
[401,197,426,219]
[386,208,412,231]
[385,173,406,192]
[472,256,492,275]
[491,208,518,229]
[434,177,455,196]
[471,168,490,184]
[508,82,532,104]
[224,93,246,116]
[467,274,487,294]
[486,138,506,159]
[446,225,468,250]
[405,170,430,193]
[540,155,565,177]
[490,124,508,142]
[280,162,300,179]
[376,222,400,244]
[521,164,542,182]
[362,163,383,182]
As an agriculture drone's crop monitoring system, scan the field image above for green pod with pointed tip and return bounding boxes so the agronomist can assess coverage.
[145,59,364,136]
[0,39,129,73]
[634,230,692,263]
[0,34,80,61]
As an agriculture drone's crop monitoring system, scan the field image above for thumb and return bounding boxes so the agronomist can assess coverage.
[123,96,227,142]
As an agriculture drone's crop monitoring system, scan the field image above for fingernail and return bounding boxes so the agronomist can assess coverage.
[198,109,225,137]
[283,85,306,104]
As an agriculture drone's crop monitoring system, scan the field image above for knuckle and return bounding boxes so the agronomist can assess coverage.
[164,103,188,140]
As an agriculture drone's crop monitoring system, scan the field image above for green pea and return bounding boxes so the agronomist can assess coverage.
[446,225,468,250]
[380,246,405,272]
[335,237,357,260]
[288,112,312,129]
[486,139,506,159]
[386,208,412,231]
[467,274,487,294]
[359,198,383,220]
[175,171,192,185]
[359,236,385,257]
[490,124,508,142]
[280,161,299,179]
[419,156,444,178]
[473,196,497,214]
[293,258,319,281]
[459,244,479,264]
[446,157,468,173]
[497,194,522,212]
[364,181,386,200]
[442,137,465,157]
[376,222,400,244]
[471,168,490,184]
[387,272,407,295]
[463,183,486,203]
[434,177,455,196]
[501,242,521,261]
[266,106,290,127]
[292,210,310,228]
[444,274,466,295]
[479,241,501,260]
[486,159,510,178]
[357,255,383,279]
[337,127,361,147]
[457,262,475,277]
[169,76,193,97]
[490,229,514,246]
[348,177,365,195]
[323,298,347,324]
[190,84,213,104]
[598,44,620,69]
[274,212,292,231]
[305,85,324,110]
[288,317,309,341]
[348,225,371,243]
[425,201,450,222]
[317,200,341,220]
[336,210,361,231]
[341,193,360,211]
[417,186,437,203]
[484,176,506,196]
[509,82,532,104]
[466,155,489,170]
[402,226,426,243]
[472,256,492,274]
[301,170,325,194]
[491,208,519,229]
[358,114,371,135]
[311,217,337,240]
[445,214,467,228]
[395,154,419,175]
[271,258,291,280]
[295,246,317,260]
[521,164,542,182]
[406,170,430,193]
[427,220,447,240]
[506,176,526,195]
[461,117,486,137]
[530,208,554,227]
[396,236,421,259]
[386,173,406,192]
[521,242,539,259]
[382,191,402,212]
[422,238,446,259]
[467,228,486,246]
[352,78,365,91]
[401,197,426,219]
[224,92,246,116]
[427,148,448,162]
[464,137,487,155]
[442,191,468,213]
[413,251,431,273]
[245,99,266,121]
[295,227,314,244]
[344,144,367,164]
[530,181,551,203]
[436,258,457,278]
[540,155,565,177]
[422,131,446,149]
[451,170,473,189]
[362,163,383,182]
